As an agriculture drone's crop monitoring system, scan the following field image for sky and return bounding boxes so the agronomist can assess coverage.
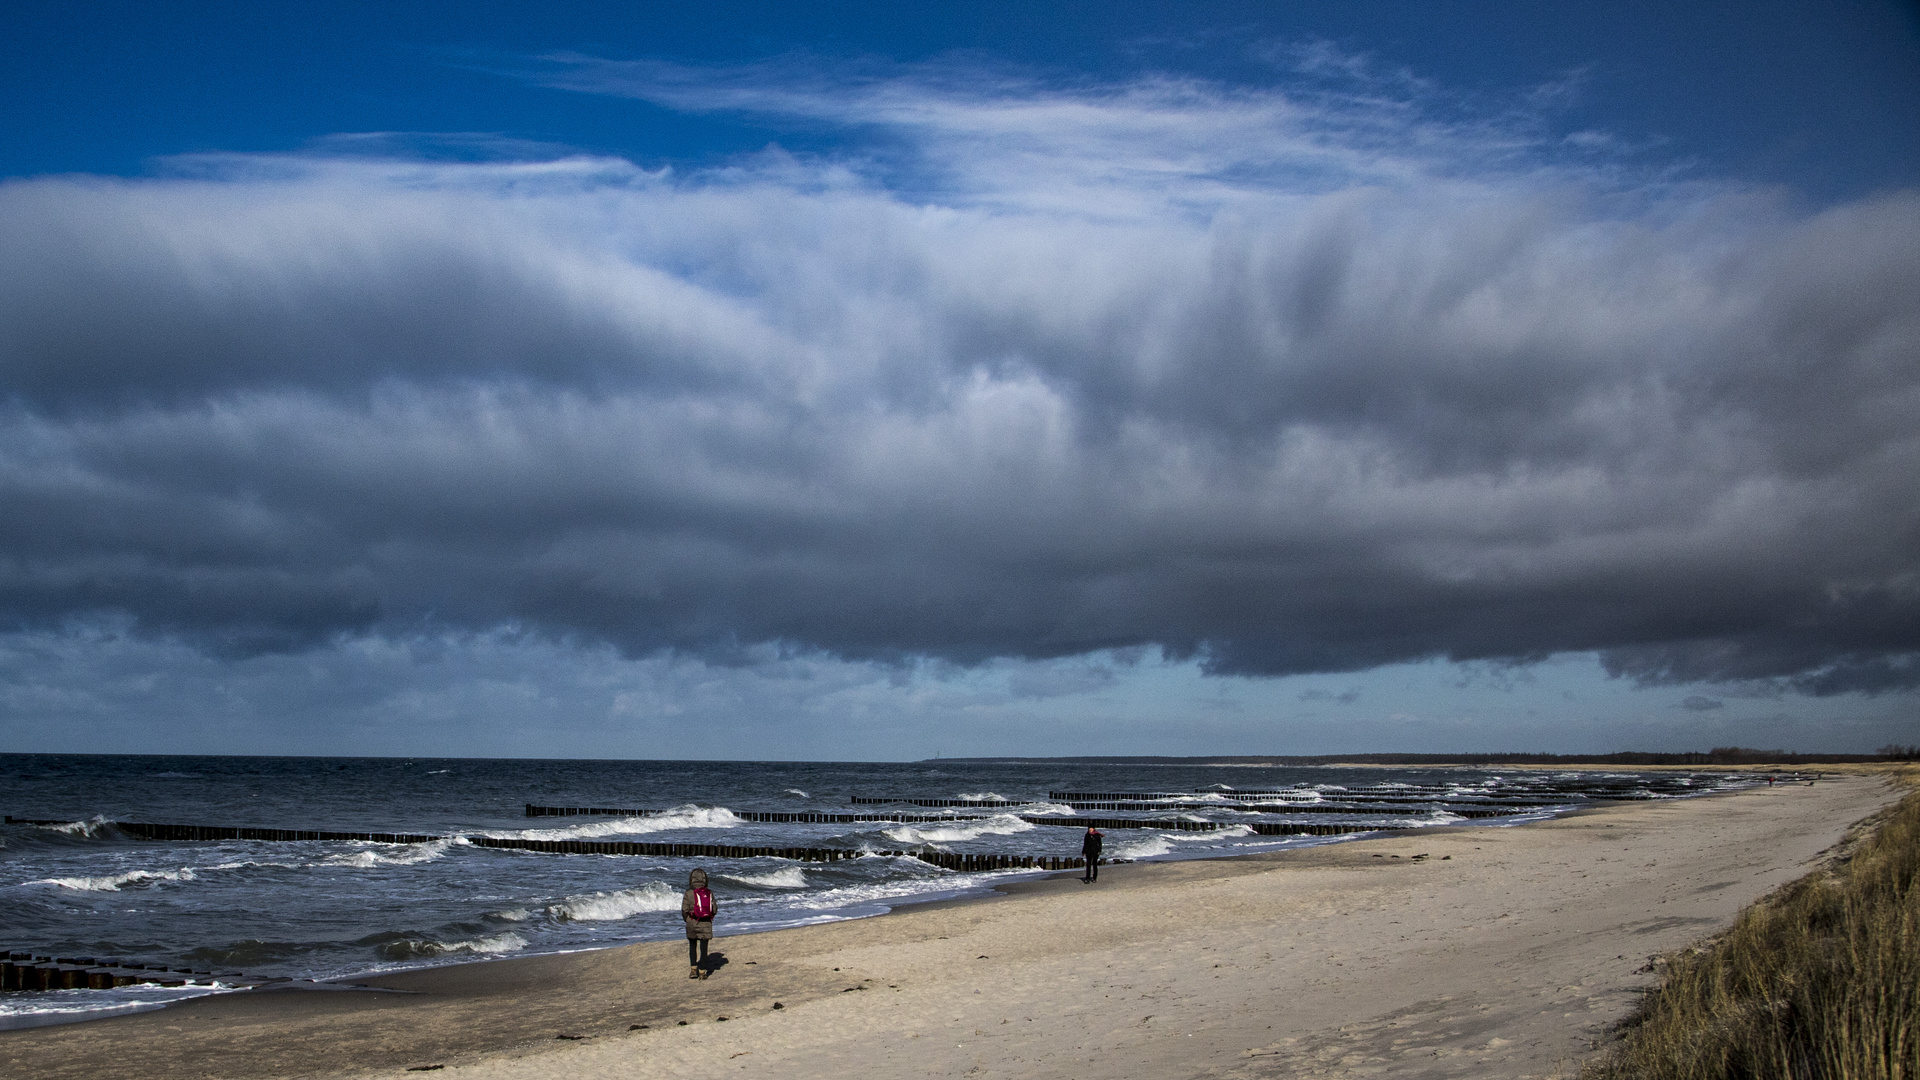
[1,1,1918,759]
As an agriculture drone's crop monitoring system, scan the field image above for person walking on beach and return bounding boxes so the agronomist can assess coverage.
[683,868,717,979]
[1081,826,1104,883]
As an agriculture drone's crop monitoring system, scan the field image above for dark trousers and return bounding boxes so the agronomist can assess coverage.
[1083,856,1099,881]
[688,938,709,966]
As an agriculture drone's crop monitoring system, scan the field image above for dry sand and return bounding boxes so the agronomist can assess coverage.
[3,774,1899,1080]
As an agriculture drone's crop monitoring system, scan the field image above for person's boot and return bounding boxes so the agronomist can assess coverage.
[690,965,701,979]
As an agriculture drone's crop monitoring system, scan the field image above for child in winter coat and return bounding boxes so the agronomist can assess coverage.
[682,867,717,978]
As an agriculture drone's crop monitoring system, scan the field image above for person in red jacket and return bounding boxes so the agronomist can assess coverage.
[682,867,717,978]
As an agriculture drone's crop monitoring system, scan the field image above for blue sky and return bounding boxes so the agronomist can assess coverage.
[9,1,1918,195]
[1,2,1917,758]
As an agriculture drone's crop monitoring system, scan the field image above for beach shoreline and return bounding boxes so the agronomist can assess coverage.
[3,774,1901,1080]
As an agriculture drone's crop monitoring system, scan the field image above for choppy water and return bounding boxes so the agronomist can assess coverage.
[0,754,1749,1028]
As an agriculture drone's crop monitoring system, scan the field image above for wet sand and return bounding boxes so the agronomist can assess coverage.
[1,774,1898,1080]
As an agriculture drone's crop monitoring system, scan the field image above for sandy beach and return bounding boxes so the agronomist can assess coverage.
[3,775,1899,1080]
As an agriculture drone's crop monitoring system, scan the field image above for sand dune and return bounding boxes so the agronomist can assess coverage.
[1,775,1895,1080]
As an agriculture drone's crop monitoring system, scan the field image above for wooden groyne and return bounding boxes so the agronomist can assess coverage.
[1,951,274,993]
[6,816,1105,871]
[522,805,1002,825]
[470,836,1089,871]
[733,811,990,825]
[850,797,1037,807]
[118,822,444,843]
[1249,821,1414,836]
[1050,789,1568,804]
[1056,801,1515,818]
[524,804,665,817]
[519,804,1439,829]
[5,817,441,844]
[520,801,1528,823]
[1016,816,1411,836]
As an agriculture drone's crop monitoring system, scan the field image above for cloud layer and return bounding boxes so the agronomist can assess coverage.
[2,61,1917,693]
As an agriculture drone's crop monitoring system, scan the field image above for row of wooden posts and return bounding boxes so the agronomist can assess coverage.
[1046,789,1658,802]
[1,952,267,992]
[847,796,1037,807]
[518,806,1417,835]
[470,835,1097,869]
[1046,801,1517,818]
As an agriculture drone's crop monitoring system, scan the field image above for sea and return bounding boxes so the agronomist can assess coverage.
[0,754,1752,1030]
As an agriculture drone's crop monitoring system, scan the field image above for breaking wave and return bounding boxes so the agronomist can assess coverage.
[545,881,682,921]
[36,867,197,891]
[320,838,457,868]
[34,816,115,838]
[1111,834,1175,859]
[378,932,527,960]
[484,806,740,841]
[723,867,808,889]
[882,814,1035,846]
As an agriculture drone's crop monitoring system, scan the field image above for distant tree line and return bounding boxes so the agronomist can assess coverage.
[936,747,1918,766]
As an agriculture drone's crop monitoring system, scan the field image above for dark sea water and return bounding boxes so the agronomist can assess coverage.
[0,754,1749,1028]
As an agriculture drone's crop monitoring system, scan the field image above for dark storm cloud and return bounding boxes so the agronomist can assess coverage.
[1,69,1916,694]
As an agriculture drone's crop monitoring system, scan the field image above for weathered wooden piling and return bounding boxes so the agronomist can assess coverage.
[1047,789,1613,806]
[0,950,268,996]
[849,797,1035,807]
[518,803,1029,818]
[1057,800,1514,818]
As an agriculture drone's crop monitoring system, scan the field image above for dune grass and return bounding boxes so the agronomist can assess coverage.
[1585,775,1919,1080]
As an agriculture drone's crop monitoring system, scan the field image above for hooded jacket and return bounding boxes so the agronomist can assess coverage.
[681,868,717,940]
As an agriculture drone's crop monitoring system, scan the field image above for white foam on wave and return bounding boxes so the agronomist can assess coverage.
[881,813,1035,846]
[0,983,222,1031]
[955,792,1008,802]
[396,932,528,957]
[545,881,682,921]
[723,867,808,889]
[36,867,196,891]
[1111,834,1175,859]
[781,874,953,913]
[33,815,115,838]
[484,806,740,841]
[783,788,811,799]
[202,858,303,873]
[320,838,457,868]
[1018,802,1076,816]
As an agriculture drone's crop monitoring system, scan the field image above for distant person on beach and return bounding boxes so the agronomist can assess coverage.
[683,868,717,979]
[1081,826,1104,883]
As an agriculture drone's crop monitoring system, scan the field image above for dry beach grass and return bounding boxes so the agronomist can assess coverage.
[0,772,1903,1080]
[1584,770,1919,1080]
